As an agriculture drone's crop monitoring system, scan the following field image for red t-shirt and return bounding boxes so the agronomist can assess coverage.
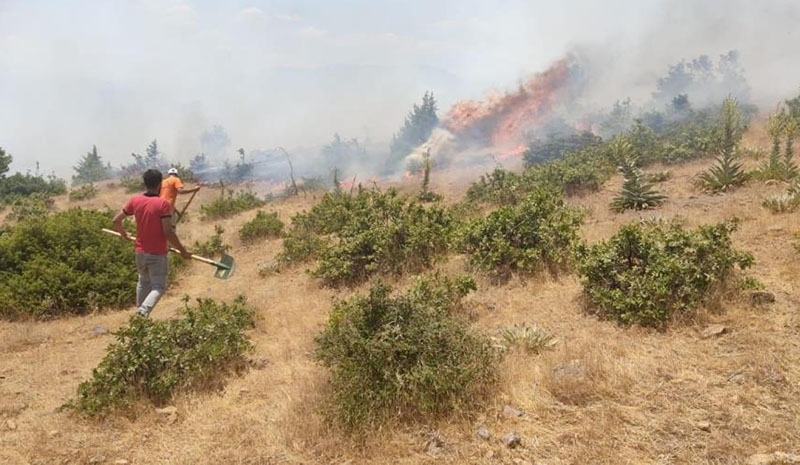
[122,193,172,255]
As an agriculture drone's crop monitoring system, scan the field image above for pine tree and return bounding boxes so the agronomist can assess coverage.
[610,138,666,212]
[389,91,439,164]
[145,139,165,169]
[698,98,747,192]
[0,147,11,178]
[72,145,110,185]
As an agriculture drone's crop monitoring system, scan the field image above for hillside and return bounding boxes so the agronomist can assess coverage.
[1,130,799,465]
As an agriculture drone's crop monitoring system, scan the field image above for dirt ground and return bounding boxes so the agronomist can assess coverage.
[1,136,799,464]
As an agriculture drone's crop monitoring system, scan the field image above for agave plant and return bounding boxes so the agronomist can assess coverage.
[497,323,557,354]
[698,98,748,193]
[610,138,666,212]
[756,113,798,182]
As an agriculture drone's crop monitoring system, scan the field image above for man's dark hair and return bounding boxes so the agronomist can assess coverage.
[143,169,163,190]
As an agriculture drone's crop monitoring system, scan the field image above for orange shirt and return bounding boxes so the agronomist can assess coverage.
[160,176,184,209]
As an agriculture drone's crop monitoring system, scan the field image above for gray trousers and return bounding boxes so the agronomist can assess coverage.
[135,253,168,316]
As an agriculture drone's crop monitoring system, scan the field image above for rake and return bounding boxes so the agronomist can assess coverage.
[101,228,235,279]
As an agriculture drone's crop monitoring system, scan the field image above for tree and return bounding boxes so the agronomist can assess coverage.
[144,139,165,169]
[322,133,365,171]
[786,89,800,121]
[0,147,11,178]
[697,98,747,192]
[610,138,666,212]
[389,91,439,164]
[72,145,110,185]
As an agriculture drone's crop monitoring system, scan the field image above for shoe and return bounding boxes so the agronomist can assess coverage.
[136,307,150,317]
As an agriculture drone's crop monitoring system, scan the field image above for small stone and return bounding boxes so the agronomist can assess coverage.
[751,291,776,305]
[767,226,784,233]
[503,405,524,418]
[552,360,588,381]
[747,452,800,465]
[697,421,711,431]
[239,388,250,395]
[248,358,270,370]
[48,430,59,438]
[155,406,177,415]
[91,326,109,335]
[484,450,496,460]
[424,432,445,456]
[502,432,521,449]
[476,427,491,440]
[5,419,17,431]
[727,371,746,384]
[701,324,727,339]
[88,456,106,464]
[114,460,129,465]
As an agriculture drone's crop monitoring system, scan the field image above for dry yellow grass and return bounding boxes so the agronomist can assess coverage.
[2,137,800,464]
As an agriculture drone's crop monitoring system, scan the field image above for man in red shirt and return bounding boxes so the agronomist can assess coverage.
[113,169,191,317]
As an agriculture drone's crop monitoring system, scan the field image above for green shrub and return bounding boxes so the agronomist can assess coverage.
[64,296,255,415]
[459,189,583,277]
[68,183,97,201]
[468,146,615,206]
[0,209,138,319]
[576,219,754,328]
[497,323,557,354]
[0,172,67,201]
[610,139,666,212]
[238,211,284,244]
[119,176,144,193]
[315,274,496,431]
[200,188,266,220]
[697,98,748,193]
[192,225,230,258]
[6,193,54,221]
[279,189,454,286]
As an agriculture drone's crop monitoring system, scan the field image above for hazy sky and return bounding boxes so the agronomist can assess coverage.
[1,0,799,176]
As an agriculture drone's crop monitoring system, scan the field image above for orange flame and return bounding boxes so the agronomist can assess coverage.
[443,57,579,149]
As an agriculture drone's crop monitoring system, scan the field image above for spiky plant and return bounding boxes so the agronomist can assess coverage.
[610,138,666,212]
[698,98,747,192]
[332,167,342,194]
[417,149,442,202]
[783,119,799,179]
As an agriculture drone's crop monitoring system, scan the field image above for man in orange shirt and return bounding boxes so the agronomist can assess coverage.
[160,167,202,224]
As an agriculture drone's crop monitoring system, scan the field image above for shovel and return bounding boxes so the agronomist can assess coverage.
[101,228,235,279]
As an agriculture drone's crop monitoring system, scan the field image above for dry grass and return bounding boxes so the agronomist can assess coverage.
[2,133,800,464]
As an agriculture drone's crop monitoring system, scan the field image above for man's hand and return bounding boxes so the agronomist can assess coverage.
[119,231,130,242]
[180,248,192,260]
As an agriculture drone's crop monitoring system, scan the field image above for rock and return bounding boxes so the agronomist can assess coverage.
[476,427,491,441]
[484,450,497,460]
[155,406,178,424]
[91,326,109,335]
[5,419,17,431]
[502,432,522,449]
[503,405,524,418]
[248,358,270,370]
[239,388,250,395]
[767,226,784,233]
[701,324,727,339]
[424,432,445,456]
[552,360,588,381]
[48,430,60,438]
[697,421,711,431]
[114,460,129,465]
[88,456,106,464]
[751,291,776,305]
[747,452,800,465]
[727,371,746,384]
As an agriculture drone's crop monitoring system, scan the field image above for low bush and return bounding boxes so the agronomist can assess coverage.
[6,193,54,221]
[315,274,496,432]
[192,225,230,258]
[238,211,284,244]
[64,296,255,416]
[0,209,137,319]
[68,183,97,201]
[576,219,754,328]
[762,180,800,213]
[0,172,67,201]
[279,189,454,286]
[200,188,266,220]
[459,189,583,277]
[497,323,557,354]
[119,176,144,193]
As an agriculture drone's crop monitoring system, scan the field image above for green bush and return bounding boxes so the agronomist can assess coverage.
[68,183,97,201]
[0,172,67,201]
[6,193,54,221]
[200,188,266,220]
[192,225,230,258]
[315,274,496,431]
[64,296,255,415]
[0,209,138,319]
[280,189,454,286]
[467,146,615,206]
[576,219,754,328]
[238,211,284,244]
[459,189,583,277]
[119,176,144,193]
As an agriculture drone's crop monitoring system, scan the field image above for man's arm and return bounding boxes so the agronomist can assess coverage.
[112,209,129,241]
[162,217,192,259]
[177,182,204,195]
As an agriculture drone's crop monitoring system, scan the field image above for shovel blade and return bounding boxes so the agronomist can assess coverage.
[214,253,235,279]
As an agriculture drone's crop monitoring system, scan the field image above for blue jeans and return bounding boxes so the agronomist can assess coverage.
[135,253,168,316]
